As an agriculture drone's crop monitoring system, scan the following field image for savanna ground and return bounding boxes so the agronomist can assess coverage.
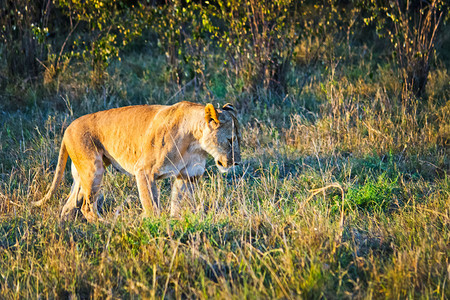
[1,1,450,298]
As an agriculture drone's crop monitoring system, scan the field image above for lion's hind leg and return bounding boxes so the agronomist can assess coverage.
[80,155,105,223]
[61,162,84,220]
[69,151,105,223]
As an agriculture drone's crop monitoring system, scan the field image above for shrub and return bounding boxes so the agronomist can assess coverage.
[365,0,448,108]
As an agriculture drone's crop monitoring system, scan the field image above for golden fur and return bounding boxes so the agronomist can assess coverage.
[33,101,241,222]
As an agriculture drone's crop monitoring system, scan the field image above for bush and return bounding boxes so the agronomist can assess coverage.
[365,0,449,108]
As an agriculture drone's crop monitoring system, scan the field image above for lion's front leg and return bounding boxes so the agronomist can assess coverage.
[135,170,160,218]
[170,176,199,217]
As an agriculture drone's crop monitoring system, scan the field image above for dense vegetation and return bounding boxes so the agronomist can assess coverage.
[1,0,449,298]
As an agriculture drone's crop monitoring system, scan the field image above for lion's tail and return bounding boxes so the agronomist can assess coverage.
[33,141,69,207]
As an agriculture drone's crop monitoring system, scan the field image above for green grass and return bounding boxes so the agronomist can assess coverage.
[1,46,449,299]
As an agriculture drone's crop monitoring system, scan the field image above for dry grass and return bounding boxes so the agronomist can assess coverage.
[0,49,449,298]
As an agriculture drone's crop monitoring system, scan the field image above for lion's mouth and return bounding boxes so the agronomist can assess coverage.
[215,160,228,173]
[216,159,239,173]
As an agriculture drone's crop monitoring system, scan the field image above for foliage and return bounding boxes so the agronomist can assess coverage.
[364,0,448,108]
[2,1,449,103]
[149,0,213,88]
[210,0,301,94]
[148,0,305,93]
[0,0,50,78]
[54,0,147,85]
[0,1,449,297]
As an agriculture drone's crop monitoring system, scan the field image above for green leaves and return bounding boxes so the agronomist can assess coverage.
[56,0,147,85]
[149,0,215,85]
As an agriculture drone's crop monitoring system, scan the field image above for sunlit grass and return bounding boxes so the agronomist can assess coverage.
[0,47,449,298]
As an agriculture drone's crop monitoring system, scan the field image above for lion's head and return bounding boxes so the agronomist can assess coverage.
[200,103,241,173]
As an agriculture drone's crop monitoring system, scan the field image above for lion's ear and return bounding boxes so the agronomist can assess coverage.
[205,103,220,125]
[222,103,236,115]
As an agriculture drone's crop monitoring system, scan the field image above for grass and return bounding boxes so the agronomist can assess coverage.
[0,44,449,298]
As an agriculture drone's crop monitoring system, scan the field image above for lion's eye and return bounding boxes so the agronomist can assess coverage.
[228,136,238,146]
[229,137,237,145]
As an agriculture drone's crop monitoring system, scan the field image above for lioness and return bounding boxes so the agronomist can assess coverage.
[33,101,241,222]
